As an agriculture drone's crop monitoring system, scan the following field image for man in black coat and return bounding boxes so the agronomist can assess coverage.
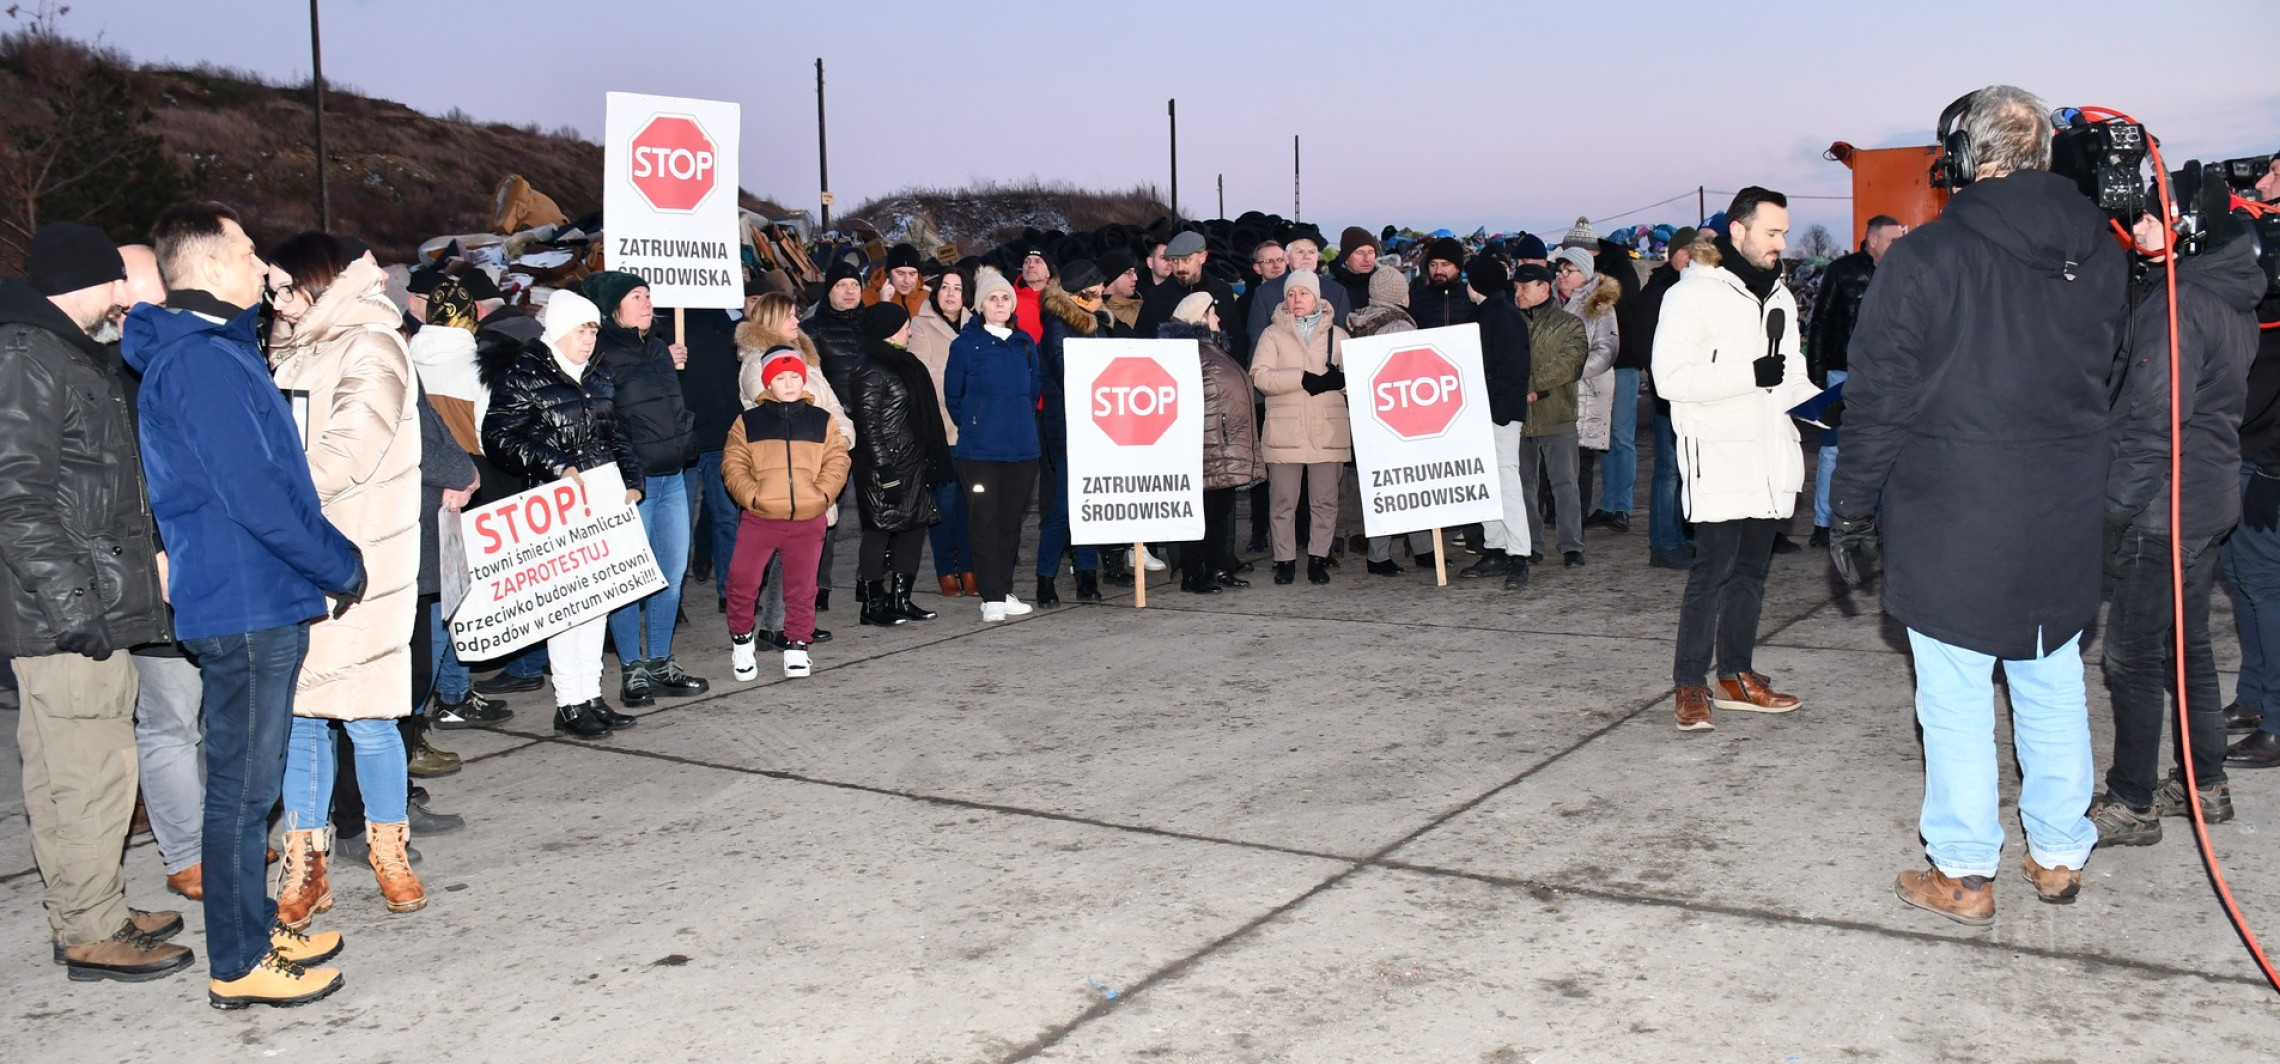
[2091,212,2265,843]
[1828,86,2127,923]
[1408,237,1477,331]
[1136,231,1237,357]
[1804,215,1905,544]
[803,260,867,401]
[1457,254,1535,586]
[2224,154,2280,768]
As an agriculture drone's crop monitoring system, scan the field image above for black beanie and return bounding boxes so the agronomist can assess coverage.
[885,243,923,272]
[824,259,863,290]
[1465,254,1511,296]
[859,301,910,341]
[1057,258,1105,293]
[1426,236,1467,268]
[27,221,125,296]
[1096,250,1137,282]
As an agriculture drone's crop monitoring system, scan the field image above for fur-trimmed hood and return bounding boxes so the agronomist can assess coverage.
[1577,272,1620,319]
[733,318,821,365]
[1041,285,1102,337]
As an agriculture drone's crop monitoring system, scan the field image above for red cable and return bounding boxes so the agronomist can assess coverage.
[2080,105,2280,994]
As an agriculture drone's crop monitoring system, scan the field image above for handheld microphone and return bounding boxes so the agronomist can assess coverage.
[1765,307,1787,357]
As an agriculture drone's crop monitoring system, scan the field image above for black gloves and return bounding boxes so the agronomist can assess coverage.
[1753,350,1785,389]
[2247,471,2280,533]
[1819,400,1845,429]
[53,593,113,660]
[1828,512,1880,587]
[332,551,368,620]
[1301,366,1345,396]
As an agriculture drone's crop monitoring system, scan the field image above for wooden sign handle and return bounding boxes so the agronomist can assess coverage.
[1432,528,1448,587]
[1134,543,1146,609]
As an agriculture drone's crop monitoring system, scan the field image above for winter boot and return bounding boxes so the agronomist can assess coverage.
[1075,570,1103,601]
[207,948,343,1010]
[894,574,938,620]
[273,828,332,932]
[858,580,906,626]
[1036,576,1061,607]
[938,574,963,597]
[365,821,425,914]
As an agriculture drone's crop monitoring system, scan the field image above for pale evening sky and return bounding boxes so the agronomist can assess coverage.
[56,0,2280,244]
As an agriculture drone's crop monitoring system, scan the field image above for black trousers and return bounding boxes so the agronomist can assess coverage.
[1673,517,1777,686]
[859,527,927,582]
[2103,527,2228,809]
[1182,487,1239,575]
[959,459,1037,601]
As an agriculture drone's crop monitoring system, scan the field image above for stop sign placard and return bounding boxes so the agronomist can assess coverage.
[1371,345,1465,440]
[628,114,719,214]
[1091,356,1180,446]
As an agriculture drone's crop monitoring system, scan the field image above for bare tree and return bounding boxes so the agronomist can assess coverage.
[1796,223,1839,261]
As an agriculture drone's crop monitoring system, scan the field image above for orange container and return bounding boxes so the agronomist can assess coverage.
[1827,142,1950,247]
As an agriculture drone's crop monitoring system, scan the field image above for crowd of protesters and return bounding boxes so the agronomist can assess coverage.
[2,105,2276,1008]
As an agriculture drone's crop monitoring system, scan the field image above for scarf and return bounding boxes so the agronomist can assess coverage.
[1714,234,1782,300]
[1292,307,1327,349]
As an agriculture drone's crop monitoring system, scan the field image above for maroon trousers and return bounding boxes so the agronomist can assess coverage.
[725,513,827,644]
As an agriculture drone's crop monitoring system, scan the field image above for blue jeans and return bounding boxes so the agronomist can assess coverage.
[1811,369,1848,528]
[1033,455,1099,578]
[608,472,691,662]
[185,622,309,983]
[428,600,470,703]
[692,450,737,602]
[1649,402,1688,552]
[929,480,973,578]
[1601,368,1639,514]
[503,643,548,678]
[284,716,407,829]
[2224,464,2280,737]
[1907,628,2096,877]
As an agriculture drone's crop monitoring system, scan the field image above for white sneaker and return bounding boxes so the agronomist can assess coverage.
[1000,594,1034,616]
[1134,547,1167,572]
[981,601,1008,623]
[782,647,811,678]
[730,633,758,682]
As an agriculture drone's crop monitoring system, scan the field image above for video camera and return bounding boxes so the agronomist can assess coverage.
[2048,108,2149,224]
[2216,154,2274,199]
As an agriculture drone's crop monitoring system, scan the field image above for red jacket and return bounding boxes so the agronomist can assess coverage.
[1014,285,1045,344]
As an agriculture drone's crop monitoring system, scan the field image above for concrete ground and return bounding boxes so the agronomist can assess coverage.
[5,460,2280,1062]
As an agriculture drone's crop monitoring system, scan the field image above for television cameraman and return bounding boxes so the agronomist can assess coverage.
[1827,85,2128,924]
[2223,151,2280,767]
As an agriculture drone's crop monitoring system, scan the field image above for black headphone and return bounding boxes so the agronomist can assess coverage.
[1932,92,1978,192]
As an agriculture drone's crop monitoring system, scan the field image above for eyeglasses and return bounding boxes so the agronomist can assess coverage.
[1254,256,1286,267]
[1556,264,1583,275]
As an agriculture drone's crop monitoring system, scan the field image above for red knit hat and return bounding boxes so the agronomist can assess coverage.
[759,347,807,387]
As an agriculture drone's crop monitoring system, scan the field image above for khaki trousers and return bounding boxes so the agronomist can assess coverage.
[1268,461,1342,563]
[15,652,139,945]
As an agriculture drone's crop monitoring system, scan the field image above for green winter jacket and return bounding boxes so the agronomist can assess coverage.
[1520,302,1588,437]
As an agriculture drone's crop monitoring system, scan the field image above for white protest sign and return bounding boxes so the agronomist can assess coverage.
[1341,323,1503,537]
[603,92,742,309]
[449,464,666,660]
[1064,337,1205,546]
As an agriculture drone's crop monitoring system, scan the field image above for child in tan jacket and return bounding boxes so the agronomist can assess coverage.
[721,348,850,678]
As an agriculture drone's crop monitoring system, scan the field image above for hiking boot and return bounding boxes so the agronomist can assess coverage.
[334,827,420,866]
[166,864,203,901]
[51,909,183,965]
[648,657,708,697]
[365,821,425,914]
[429,690,512,729]
[1713,672,1802,713]
[274,828,332,931]
[1459,551,1510,579]
[62,919,195,982]
[552,699,615,739]
[2087,796,2162,847]
[619,659,656,706]
[893,574,938,620]
[269,921,343,966]
[1894,865,1994,926]
[2150,772,2234,823]
[406,731,461,778]
[731,631,759,682]
[1674,685,1715,731]
[473,671,545,695]
[207,949,342,1010]
[1075,570,1103,601]
[2021,853,2081,904]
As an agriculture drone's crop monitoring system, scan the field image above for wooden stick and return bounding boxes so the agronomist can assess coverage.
[673,307,685,352]
[1134,543,1146,609]
[1432,528,1448,587]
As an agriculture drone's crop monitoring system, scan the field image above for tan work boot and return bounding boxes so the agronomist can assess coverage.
[2021,853,2082,904]
[274,828,333,931]
[270,920,343,965]
[366,820,427,914]
[52,909,184,965]
[61,919,196,982]
[1895,864,1994,926]
[208,948,343,1010]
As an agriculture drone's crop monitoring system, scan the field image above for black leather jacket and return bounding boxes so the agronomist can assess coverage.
[1808,250,1875,385]
[0,278,168,656]
[802,303,867,403]
[477,331,643,494]
[848,336,950,533]
[593,321,697,478]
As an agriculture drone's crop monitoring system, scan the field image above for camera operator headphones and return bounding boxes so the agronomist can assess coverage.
[1931,92,1979,192]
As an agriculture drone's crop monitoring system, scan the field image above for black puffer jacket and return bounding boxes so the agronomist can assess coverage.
[476,331,643,495]
[1808,249,1875,384]
[802,302,866,402]
[1409,277,1478,331]
[848,336,952,533]
[593,320,696,477]
[0,278,168,656]
[1475,289,1534,426]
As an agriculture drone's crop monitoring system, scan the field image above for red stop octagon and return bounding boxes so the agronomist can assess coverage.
[628,114,719,214]
[1091,357,1179,446]
[1371,346,1465,440]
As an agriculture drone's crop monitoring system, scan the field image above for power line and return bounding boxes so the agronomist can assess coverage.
[1586,189,1700,225]
[1705,189,1852,200]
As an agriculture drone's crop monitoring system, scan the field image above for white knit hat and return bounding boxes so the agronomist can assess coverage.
[1284,269,1322,298]
[1563,216,1598,247]
[540,289,601,348]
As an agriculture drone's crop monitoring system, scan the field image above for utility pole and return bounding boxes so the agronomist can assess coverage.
[1216,174,1223,219]
[309,0,329,230]
[1167,99,1178,219]
[816,59,832,232]
[1697,185,1705,225]
[1293,135,1301,221]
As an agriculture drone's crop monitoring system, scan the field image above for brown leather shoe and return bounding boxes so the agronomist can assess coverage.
[1895,865,1994,925]
[2021,853,2081,904]
[1713,672,1803,713]
[1675,685,1715,731]
[938,575,962,598]
[166,864,203,901]
[52,909,183,965]
[959,572,979,596]
[62,920,196,982]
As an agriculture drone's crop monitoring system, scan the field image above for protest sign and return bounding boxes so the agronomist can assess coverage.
[603,92,741,310]
[449,464,665,659]
[1064,338,1205,605]
[1341,323,1503,581]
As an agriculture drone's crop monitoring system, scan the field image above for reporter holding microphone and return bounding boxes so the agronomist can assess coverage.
[1651,187,1820,734]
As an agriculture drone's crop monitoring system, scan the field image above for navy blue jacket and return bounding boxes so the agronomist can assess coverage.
[943,318,1043,462]
[123,298,361,641]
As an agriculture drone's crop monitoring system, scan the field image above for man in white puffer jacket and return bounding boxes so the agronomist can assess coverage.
[1652,187,1822,732]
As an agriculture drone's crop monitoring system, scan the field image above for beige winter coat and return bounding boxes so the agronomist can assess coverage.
[906,300,964,447]
[267,258,420,721]
[1250,305,1352,465]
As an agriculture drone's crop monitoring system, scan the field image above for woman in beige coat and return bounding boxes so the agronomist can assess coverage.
[906,268,976,595]
[266,236,425,923]
[1249,270,1350,586]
